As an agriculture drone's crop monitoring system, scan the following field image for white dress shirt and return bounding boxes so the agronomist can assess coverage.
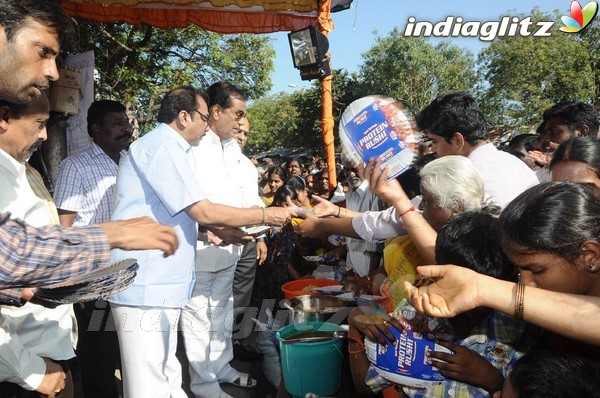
[468,143,539,208]
[352,197,422,242]
[191,131,263,272]
[0,148,76,391]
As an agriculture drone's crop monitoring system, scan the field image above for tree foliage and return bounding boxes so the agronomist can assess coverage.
[246,69,362,154]
[73,21,275,131]
[357,28,477,114]
[246,92,299,154]
[243,10,598,154]
[477,10,595,129]
[579,21,599,108]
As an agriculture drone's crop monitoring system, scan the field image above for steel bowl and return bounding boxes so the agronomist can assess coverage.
[283,294,348,324]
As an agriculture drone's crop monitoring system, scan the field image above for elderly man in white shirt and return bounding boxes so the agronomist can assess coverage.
[0,94,73,397]
[180,82,264,397]
[353,93,538,242]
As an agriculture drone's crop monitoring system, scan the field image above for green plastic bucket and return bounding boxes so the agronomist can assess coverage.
[276,322,344,398]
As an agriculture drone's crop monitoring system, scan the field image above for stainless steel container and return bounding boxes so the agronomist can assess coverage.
[283,294,348,324]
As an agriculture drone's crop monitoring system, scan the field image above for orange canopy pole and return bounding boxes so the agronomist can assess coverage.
[318,0,336,190]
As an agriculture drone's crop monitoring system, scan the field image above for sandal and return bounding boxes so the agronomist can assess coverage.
[223,372,258,389]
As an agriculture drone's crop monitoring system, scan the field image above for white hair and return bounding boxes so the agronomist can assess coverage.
[419,156,485,213]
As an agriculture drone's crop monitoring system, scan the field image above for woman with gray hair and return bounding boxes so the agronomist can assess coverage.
[419,156,486,227]
[340,155,496,301]
[361,155,495,264]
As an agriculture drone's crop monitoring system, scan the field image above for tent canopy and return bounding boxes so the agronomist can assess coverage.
[61,0,351,33]
[61,0,347,186]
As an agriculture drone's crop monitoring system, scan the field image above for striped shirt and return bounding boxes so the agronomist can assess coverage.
[345,180,383,276]
[0,212,110,305]
[54,143,125,225]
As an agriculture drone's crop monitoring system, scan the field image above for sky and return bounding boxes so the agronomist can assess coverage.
[267,0,573,94]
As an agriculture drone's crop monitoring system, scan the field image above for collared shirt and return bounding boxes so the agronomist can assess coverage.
[345,180,382,276]
[468,143,539,208]
[190,131,263,272]
[54,142,126,225]
[536,166,552,183]
[0,148,49,227]
[0,150,77,390]
[25,164,60,225]
[0,213,109,303]
[108,123,207,308]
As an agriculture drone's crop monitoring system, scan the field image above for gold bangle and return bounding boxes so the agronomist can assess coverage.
[514,282,526,320]
[261,207,266,225]
[336,206,341,217]
[405,220,428,230]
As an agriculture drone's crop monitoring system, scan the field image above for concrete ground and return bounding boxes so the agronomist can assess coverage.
[177,331,278,398]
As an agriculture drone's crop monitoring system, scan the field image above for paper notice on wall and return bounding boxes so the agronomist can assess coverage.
[65,51,94,156]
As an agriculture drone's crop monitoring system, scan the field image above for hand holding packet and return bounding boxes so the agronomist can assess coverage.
[339,96,418,180]
[365,326,450,388]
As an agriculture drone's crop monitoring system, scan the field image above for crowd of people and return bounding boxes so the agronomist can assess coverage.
[1,1,600,398]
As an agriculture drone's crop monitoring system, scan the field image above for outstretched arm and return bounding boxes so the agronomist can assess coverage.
[0,214,179,303]
[405,265,600,345]
[293,213,361,239]
[362,158,437,264]
[187,200,295,228]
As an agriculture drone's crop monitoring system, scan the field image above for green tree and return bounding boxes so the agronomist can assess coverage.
[246,69,362,154]
[477,9,595,129]
[246,92,299,154]
[579,21,599,108]
[74,21,275,132]
[357,28,477,114]
[290,69,364,151]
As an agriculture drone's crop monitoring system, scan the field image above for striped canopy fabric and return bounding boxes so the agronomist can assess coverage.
[61,0,352,33]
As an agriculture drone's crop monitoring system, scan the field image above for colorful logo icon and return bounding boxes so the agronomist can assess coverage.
[560,0,598,32]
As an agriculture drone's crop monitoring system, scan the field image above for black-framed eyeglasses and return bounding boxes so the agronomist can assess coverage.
[193,109,209,123]
[226,107,246,121]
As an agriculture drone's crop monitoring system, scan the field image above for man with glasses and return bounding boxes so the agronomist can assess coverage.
[181,82,265,397]
[108,85,293,397]
[53,100,132,398]
[0,0,179,297]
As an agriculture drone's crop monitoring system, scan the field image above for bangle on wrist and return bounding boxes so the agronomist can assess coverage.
[261,207,266,225]
[514,282,526,320]
[336,206,341,217]
[347,335,365,354]
[405,220,428,230]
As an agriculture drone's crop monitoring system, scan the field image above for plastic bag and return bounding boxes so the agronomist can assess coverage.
[253,308,282,386]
